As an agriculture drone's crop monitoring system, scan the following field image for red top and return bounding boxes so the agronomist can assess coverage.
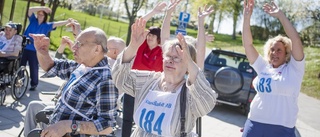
[132,40,163,72]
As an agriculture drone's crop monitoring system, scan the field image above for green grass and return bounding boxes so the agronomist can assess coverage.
[3,0,320,99]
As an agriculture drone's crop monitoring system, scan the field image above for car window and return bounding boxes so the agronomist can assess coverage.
[206,51,254,74]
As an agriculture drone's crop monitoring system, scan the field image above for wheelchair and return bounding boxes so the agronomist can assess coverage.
[0,23,30,105]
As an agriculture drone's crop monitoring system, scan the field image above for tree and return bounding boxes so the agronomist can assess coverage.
[190,0,219,33]
[124,0,145,45]
[229,0,242,40]
[49,0,60,23]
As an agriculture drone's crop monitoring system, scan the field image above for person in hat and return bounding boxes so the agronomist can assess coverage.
[0,22,22,73]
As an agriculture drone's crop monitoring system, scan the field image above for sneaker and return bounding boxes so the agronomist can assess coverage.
[29,85,37,91]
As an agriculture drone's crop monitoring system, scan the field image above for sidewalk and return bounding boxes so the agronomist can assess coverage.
[1,60,320,136]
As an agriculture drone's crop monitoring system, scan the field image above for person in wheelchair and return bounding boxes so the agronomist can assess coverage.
[25,26,118,137]
[0,22,22,73]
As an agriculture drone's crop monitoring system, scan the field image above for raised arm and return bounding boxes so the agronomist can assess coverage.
[263,1,304,61]
[161,0,182,45]
[30,34,54,71]
[242,0,259,64]
[52,18,73,29]
[197,5,214,69]
[28,6,51,17]
[55,36,73,58]
[177,33,199,84]
[122,18,149,63]
[142,2,167,21]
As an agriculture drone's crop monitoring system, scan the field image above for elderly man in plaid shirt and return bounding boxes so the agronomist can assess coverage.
[26,26,118,137]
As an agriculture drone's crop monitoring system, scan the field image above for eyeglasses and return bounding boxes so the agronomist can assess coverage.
[73,41,97,48]
[37,14,45,17]
[163,56,182,63]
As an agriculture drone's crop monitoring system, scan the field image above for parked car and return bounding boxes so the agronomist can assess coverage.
[204,48,257,115]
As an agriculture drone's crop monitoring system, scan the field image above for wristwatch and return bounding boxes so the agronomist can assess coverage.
[71,120,81,135]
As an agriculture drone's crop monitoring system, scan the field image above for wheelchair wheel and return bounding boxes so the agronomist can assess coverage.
[11,66,29,100]
[0,80,6,105]
[0,90,6,106]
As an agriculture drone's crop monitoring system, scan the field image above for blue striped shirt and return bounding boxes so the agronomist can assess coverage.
[43,57,118,134]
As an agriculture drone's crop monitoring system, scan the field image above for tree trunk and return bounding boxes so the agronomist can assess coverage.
[231,0,241,40]
[209,13,215,34]
[0,0,5,26]
[48,0,60,38]
[124,0,145,45]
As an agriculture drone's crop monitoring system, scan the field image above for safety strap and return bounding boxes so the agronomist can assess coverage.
[61,65,109,121]
[180,82,187,137]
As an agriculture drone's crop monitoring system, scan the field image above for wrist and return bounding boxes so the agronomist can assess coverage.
[71,120,81,135]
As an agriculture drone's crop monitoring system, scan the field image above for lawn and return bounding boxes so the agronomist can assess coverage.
[2,0,320,99]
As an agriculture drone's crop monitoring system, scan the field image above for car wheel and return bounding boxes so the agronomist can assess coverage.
[213,67,244,95]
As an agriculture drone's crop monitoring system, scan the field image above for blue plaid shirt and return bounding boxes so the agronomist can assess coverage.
[43,57,118,133]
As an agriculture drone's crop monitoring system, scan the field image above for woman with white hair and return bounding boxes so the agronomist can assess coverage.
[112,18,217,137]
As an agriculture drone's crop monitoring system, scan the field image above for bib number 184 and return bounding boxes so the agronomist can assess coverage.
[139,108,165,135]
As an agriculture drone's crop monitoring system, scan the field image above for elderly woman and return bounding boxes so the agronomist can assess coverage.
[242,0,305,136]
[112,18,217,137]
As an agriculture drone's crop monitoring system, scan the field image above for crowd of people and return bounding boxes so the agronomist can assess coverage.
[0,0,305,137]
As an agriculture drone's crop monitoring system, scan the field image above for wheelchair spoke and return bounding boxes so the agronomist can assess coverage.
[11,67,29,100]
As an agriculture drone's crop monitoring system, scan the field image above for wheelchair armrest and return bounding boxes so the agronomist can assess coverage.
[27,128,42,137]
[35,110,53,124]
[4,56,19,60]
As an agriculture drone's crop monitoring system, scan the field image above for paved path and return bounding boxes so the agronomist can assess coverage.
[0,50,319,136]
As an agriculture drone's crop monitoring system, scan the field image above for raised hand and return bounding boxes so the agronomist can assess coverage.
[29,34,50,55]
[205,32,215,42]
[44,7,52,14]
[176,33,192,63]
[152,2,167,14]
[66,19,81,37]
[61,36,74,49]
[167,0,182,13]
[129,18,149,49]
[263,1,281,18]
[243,0,254,17]
[198,5,214,20]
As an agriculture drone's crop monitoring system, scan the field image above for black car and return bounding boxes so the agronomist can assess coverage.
[204,48,257,115]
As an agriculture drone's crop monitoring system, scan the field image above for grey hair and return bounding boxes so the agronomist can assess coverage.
[162,39,197,63]
[82,27,108,53]
[107,36,126,48]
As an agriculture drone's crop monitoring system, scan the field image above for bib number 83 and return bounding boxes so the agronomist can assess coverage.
[257,78,272,93]
[139,108,165,135]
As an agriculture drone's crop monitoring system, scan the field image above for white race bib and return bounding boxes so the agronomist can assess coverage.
[134,81,182,137]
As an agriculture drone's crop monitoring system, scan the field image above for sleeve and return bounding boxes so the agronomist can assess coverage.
[28,13,37,22]
[14,35,22,51]
[186,70,218,117]
[93,74,118,131]
[251,55,268,74]
[41,59,78,80]
[112,51,156,97]
[47,22,56,31]
[54,52,63,59]
[288,54,305,77]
